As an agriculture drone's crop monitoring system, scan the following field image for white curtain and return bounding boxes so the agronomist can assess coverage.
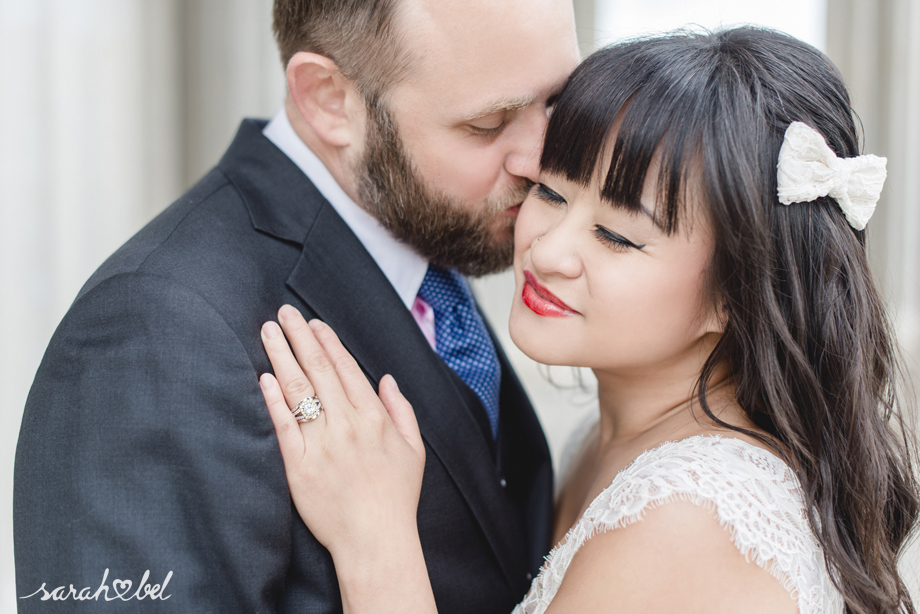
[828,0,920,359]
[0,2,180,606]
[826,0,920,595]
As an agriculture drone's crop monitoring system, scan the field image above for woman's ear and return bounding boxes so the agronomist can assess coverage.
[286,52,365,148]
[702,292,727,336]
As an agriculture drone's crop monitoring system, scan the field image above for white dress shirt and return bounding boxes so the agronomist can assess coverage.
[263,109,429,310]
[263,109,436,346]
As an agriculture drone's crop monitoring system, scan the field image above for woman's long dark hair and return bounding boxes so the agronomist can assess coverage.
[542,28,919,613]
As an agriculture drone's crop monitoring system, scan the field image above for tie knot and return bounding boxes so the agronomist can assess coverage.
[417,265,473,315]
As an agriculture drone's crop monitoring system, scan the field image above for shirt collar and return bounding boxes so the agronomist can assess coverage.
[263,109,429,310]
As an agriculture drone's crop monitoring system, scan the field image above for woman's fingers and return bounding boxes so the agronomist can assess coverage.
[260,312,426,568]
[276,305,351,420]
[267,306,401,438]
[379,375,425,461]
[261,321,316,409]
[260,373,306,463]
[308,319,384,414]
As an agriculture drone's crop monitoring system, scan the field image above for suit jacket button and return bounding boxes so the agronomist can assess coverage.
[499,478,507,488]
[526,573,533,582]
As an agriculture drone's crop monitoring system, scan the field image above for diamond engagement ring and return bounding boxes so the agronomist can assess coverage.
[292,396,323,423]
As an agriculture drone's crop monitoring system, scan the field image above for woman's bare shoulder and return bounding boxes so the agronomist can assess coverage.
[544,499,799,614]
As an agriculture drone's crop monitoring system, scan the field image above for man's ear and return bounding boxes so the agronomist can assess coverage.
[286,52,365,148]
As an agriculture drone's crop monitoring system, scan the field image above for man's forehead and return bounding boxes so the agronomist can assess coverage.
[399,0,576,63]
[394,0,577,113]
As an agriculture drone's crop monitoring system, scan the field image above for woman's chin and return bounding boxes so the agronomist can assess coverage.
[509,305,576,367]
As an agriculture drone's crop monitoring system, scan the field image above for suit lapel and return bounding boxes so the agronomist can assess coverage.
[286,202,530,589]
[220,119,534,587]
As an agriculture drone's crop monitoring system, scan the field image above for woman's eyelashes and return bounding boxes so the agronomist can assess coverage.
[534,184,646,252]
[535,183,567,205]
[595,226,646,251]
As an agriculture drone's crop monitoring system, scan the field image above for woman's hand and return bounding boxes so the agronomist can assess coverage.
[258,305,427,571]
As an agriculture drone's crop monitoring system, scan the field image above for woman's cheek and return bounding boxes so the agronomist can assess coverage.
[514,199,535,242]
[514,196,546,249]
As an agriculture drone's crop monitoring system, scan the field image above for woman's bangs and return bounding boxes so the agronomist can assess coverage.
[602,92,704,234]
[542,37,713,234]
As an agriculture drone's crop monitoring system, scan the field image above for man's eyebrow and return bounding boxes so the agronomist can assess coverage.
[459,95,536,122]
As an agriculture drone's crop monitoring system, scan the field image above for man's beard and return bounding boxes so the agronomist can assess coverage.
[354,100,531,277]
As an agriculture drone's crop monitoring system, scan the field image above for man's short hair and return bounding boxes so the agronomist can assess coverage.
[273,0,415,100]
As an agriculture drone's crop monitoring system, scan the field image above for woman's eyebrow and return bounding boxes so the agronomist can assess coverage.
[607,198,663,230]
[638,204,663,229]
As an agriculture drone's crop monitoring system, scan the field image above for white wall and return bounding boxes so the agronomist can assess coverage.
[594,0,826,49]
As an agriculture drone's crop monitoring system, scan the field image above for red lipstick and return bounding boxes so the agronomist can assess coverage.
[522,271,577,317]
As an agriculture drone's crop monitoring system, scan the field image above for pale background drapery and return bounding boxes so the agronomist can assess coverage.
[0,0,916,609]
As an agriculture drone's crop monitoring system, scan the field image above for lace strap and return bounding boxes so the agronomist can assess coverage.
[515,436,842,614]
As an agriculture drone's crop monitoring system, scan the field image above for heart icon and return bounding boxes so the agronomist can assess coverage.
[112,579,133,600]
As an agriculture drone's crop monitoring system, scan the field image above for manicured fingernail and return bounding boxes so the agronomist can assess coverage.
[308,319,325,331]
[259,373,271,390]
[262,321,281,338]
[278,304,299,321]
[389,376,399,392]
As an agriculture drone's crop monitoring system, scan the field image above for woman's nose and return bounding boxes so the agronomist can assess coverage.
[529,221,582,280]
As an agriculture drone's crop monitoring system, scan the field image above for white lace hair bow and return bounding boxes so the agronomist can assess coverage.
[776,121,887,230]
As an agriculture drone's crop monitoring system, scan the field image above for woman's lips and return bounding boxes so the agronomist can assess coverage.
[522,271,577,317]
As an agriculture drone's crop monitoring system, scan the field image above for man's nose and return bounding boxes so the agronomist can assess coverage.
[504,108,547,183]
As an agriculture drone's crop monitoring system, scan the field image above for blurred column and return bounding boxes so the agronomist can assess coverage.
[180,0,286,186]
[573,0,597,58]
[827,0,920,597]
[827,0,920,355]
[0,0,184,610]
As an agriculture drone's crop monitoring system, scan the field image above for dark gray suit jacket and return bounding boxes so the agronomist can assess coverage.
[14,120,553,613]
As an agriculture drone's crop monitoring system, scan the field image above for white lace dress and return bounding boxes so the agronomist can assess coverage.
[513,434,845,614]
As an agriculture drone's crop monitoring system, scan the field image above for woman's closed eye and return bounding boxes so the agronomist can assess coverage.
[535,183,646,251]
[534,183,567,205]
[594,226,645,251]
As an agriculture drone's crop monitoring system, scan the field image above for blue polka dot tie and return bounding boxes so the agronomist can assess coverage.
[417,265,501,439]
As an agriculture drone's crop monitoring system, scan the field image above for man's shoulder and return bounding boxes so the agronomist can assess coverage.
[82,170,231,291]
[78,167,300,305]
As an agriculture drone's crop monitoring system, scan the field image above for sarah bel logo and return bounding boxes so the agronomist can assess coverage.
[20,568,172,602]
